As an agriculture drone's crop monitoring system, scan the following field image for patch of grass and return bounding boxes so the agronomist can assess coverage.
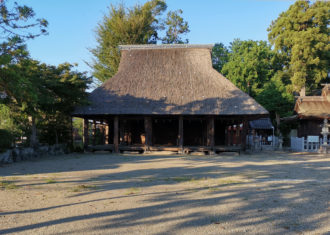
[142,177,156,182]
[208,186,221,192]
[125,187,140,195]
[45,178,57,184]
[165,176,195,182]
[191,176,210,184]
[218,178,243,185]
[0,181,18,190]
[71,184,98,192]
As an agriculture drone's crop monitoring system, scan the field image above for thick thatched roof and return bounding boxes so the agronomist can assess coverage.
[294,85,330,119]
[74,44,268,116]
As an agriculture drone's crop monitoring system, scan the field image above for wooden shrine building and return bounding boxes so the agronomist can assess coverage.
[73,44,268,154]
[294,84,330,137]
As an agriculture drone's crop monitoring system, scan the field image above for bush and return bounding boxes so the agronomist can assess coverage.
[0,129,13,152]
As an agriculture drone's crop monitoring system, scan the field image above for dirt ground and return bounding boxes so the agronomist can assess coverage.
[0,151,329,235]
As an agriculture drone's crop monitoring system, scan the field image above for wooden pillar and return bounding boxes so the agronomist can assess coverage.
[227,126,231,146]
[92,120,96,146]
[83,118,89,150]
[144,117,152,152]
[70,117,74,150]
[178,116,184,153]
[114,116,119,153]
[207,117,215,153]
[105,121,109,144]
[241,120,248,151]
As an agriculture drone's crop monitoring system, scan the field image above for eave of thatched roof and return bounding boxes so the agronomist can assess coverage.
[249,118,274,129]
[294,85,330,119]
[74,45,268,116]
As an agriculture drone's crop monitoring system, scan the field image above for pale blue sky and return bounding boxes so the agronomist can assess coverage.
[19,0,295,75]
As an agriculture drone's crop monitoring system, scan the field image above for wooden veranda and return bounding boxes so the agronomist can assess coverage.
[81,115,264,154]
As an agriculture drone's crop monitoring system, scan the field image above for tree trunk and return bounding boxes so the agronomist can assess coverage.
[275,112,281,135]
[29,116,38,147]
[55,129,59,145]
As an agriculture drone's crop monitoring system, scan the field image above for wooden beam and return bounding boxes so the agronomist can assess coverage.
[207,117,215,152]
[83,118,89,150]
[92,120,96,145]
[114,116,119,153]
[105,121,109,144]
[178,116,183,153]
[241,120,248,151]
[144,117,152,151]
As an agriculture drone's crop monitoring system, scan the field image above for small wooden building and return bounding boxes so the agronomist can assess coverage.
[294,84,330,137]
[73,44,268,153]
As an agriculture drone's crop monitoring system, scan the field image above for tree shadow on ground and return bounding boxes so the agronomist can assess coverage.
[0,153,329,234]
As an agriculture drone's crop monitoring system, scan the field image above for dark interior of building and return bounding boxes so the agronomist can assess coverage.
[214,120,226,146]
[183,119,207,146]
[119,119,145,145]
[152,118,178,146]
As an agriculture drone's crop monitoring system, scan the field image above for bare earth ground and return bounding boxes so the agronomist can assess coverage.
[0,152,329,235]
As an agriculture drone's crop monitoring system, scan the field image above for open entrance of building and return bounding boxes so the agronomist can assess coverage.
[152,118,178,146]
[183,119,207,146]
[119,119,145,145]
[214,119,226,146]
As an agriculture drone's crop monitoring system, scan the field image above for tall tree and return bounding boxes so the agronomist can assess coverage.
[268,0,330,93]
[0,0,48,103]
[221,39,281,97]
[255,71,294,132]
[162,9,189,44]
[90,0,167,82]
[211,43,229,72]
[90,0,190,82]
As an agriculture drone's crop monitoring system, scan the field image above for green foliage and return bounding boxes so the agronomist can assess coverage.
[162,9,189,44]
[90,0,190,83]
[0,129,13,151]
[0,104,26,139]
[212,43,229,72]
[221,39,280,97]
[218,39,295,125]
[256,72,295,120]
[73,118,83,139]
[0,0,48,40]
[0,1,90,147]
[90,0,167,82]
[1,57,91,146]
[268,0,330,93]
[32,62,91,145]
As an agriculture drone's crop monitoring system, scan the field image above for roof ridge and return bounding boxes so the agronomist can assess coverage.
[119,44,214,50]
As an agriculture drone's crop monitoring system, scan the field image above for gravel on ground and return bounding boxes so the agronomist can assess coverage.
[0,151,329,235]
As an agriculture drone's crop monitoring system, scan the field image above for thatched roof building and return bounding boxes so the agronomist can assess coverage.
[74,44,267,116]
[74,44,268,153]
[293,84,330,138]
[295,84,330,119]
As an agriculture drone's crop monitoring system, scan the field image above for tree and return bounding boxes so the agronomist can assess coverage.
[255,71,294,133]
[162,9,189,44]
[36,63,91,145]
[90,0,190,83]
[0,0,48,108]
[212,43,229,72]
[90,0,167,82]
[1,58,91,147]
[268,0,330,93]
[221,39,281,97]
[0,0,48,40]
